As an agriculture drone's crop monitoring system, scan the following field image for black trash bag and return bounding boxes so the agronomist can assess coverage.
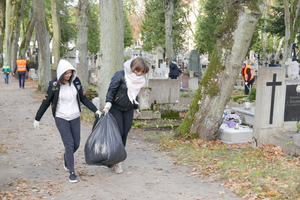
[84,113,127,167]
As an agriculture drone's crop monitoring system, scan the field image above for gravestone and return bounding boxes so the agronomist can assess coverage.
[188,50,200,77]
[249,50,255,64]
[29,68,38,80]
[179,74,189,89]
[218,124,253,144]
[138,87,151,110]
[232,106,255,126]
[253,67,285,146]
[252,67,300,150]
[155,45,164,70]
[284,85,300,121]
[285,58,299,80]
[188,77,198,91]
[148,79,180,104]
[155,62,169,79]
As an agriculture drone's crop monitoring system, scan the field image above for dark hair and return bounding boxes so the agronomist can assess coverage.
[130,57,149,74]
[56,70,73,89]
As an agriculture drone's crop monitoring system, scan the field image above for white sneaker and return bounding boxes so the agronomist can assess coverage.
[114,162,123,174]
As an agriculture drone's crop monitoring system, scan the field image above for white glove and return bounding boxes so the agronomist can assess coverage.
[103,102,112,114]
[134,109,141,118]
[95,110,102,116]
[245,82,248,85]
[33,120,40,129]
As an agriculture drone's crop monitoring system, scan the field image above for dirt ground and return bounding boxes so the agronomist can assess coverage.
[0,72,243,200]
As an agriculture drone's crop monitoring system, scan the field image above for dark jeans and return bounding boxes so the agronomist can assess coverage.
[4,74,9,84]
[109,106,134,147]
[18,74,26,88]
[245,79,254,95]
[55,117,80,173]
[169,75,178,79]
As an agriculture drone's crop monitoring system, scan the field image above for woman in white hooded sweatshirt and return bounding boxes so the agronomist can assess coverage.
[103,57,149,173]
[33,59,101,183]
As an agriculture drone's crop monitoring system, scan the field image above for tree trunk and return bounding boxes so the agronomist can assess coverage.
[282,0,300,74]
[272,34,276,53]
[274,36,284,61]
[4,0,13,66]
[176,1,265,141]
[19,14,35,58]
[262,12,267,59]
[98,0,124,109]
[32,0,51,92]
[51,0,60,70]
[76,0,89,91]
[164,0,175,65]
[10,0,25,71]
[0,0,5,66]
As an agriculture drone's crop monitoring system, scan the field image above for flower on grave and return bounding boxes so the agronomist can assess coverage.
[224,114,242,124]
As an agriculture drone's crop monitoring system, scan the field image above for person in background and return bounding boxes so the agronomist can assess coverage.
[2,62,11,84]
[168,58,182,79]
[103,57,149,174]
[13,55,29,89]
[241,62,255,95]
[33,59,102,183]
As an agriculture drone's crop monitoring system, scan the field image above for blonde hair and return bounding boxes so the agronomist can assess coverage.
[130,57,149,74]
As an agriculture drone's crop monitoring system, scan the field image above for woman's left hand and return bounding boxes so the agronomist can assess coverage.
[134,109,141,118]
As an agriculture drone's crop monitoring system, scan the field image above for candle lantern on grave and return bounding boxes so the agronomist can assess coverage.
[244,99,251,110]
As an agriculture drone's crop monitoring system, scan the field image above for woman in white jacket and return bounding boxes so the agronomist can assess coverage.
[33,59,101,183]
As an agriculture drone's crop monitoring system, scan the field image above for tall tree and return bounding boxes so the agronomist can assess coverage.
[32,0,51,91]
[51,0,61,70]
[97,0,124,109]
[19,1,35,58]
[60,3,76,57]
[4,0,13,66]
[87,2,100,54]
[141,0,188,55]
[10,0,26,72]
[176,0,265,141]
[0,0,5,66]
[164,0,180,64]
[76,0,89,91]
[124,11,133,48]
[262,11,268,58]
[282,0,300,72]
[194,0,224,55]
[141,0,165,52]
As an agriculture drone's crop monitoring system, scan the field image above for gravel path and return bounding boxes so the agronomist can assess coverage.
[0,72,242,200]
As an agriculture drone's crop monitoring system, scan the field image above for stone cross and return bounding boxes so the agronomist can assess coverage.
[285,58,299,79]
[266,73,282,124]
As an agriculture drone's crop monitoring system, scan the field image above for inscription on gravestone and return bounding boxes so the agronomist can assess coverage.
[284,85,300,121]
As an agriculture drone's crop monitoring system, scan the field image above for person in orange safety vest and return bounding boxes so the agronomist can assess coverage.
[13,55,29,89]
[241,63,255,95]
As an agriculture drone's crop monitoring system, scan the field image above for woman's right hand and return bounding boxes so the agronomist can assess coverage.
[33,120,40,129]
[103,102,112,114]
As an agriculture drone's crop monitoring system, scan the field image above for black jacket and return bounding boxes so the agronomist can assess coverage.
[106,70,138,111]
[35,77,97,121]
[169,62,181,78]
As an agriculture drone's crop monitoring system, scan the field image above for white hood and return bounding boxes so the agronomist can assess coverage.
[57,59,77,81]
